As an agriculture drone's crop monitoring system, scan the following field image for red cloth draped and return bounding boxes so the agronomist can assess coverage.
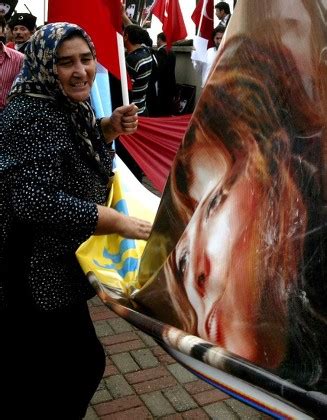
[47,0,122,80]
[120,114,191,192]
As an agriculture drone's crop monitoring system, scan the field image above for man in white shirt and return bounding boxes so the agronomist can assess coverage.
[194,26,226,87]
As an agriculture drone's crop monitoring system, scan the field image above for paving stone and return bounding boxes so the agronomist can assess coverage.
[125,366,170,384]
[152,345,167,356]
[104,375,135,399]
[182,408,210,419]
[193,389,229,406]
[157,352,177,365]
[131,348,159,369]
[141,391,176,417]
[167,363,197,383]
[94,395,143,416]
[91,389,112,405]
[152,346,176,364]
[103,363,119,376]
[163,386,198,412]
[96,379,107,391]
[93,320,114,337]
[203,401,239,419]
[137,330,157,347]
[102,406,152,419]
[89,304,117,315]
[89,296,105,307]
[184,380,215,395]
[133,375,177,394]
[102,331,139,346]
[90,309,116,321]
[111,352,140,373]
[105,339,145,355]
[83,406,99,420]
[161,414,183,420]
[108,317,135,333]
[225,398,267,418]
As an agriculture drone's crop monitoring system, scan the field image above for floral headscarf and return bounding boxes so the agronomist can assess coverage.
[9,22,102,165]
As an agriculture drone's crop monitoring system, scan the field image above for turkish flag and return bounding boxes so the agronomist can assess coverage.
[191,0,214,48]
[47,0,122,80]
[152,0,187,49]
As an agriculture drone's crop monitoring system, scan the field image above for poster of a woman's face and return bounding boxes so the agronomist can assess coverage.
[136,0,327,393]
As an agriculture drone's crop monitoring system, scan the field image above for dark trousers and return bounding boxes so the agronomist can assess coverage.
[1,301,105,419]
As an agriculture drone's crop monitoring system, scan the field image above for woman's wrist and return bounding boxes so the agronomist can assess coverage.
[100,117,118,143]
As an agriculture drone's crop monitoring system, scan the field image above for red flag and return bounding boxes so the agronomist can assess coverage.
[152,0,187,49]
[48,0,122,80]
[191,0,214,48]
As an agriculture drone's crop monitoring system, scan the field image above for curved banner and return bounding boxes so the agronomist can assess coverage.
[80,0,327,417]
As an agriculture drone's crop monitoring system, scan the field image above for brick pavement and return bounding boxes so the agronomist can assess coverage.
[84,296,272,419]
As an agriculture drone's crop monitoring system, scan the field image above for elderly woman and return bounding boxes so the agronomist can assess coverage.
[0,22,151,417]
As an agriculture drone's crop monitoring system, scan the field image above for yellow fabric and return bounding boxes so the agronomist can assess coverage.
[76,162,159,297]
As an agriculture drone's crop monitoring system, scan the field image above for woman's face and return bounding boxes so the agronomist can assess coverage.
[174,168,260,357]
[56,36,96,102]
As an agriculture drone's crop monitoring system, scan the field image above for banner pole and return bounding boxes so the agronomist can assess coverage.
[117,32,130,106]
[197,0,207,37]
[44,0,48,23]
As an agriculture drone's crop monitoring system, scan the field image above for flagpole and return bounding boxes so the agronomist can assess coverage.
[116,33,130,106]
[197,0,207,37]
[44,0,48,23]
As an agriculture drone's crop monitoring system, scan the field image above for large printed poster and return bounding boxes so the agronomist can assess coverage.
[125,0,155,26]
[83,0,327,416]
[136,0,327,410]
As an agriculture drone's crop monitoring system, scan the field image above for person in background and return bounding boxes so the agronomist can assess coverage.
[0,22,151,418]
[142,30,160,117]
[121,4,158,117]
[0,15,24,112]
[215,1,231,28]
[194,26,226,87]
[115,23,153,181]
[154,32,177,116]
[0,1,16,48]
[124,24,153,116]
[8,11,36,53]
[0,0,17,20]
[4,21,14,47]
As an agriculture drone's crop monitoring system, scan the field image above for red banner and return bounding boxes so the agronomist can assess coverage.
[47,0,122,80]
[120,114,191,192]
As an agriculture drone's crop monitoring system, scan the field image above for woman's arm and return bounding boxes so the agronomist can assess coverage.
[100,104,139,143]
[95,205,151,240]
